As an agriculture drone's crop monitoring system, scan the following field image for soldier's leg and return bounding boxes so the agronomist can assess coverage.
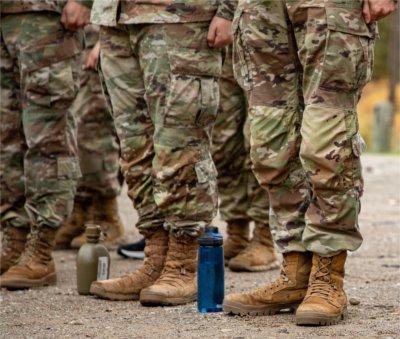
[139,23,222,306]
[212,46,250,262]
[67,66,124,249]
[90,25,168,301]
[291,1,375,325]
[0,13,82,289]
[224,1,312,315]
[228,119,278,272]
[0,31,30,274]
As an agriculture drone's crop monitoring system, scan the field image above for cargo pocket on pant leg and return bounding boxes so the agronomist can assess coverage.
[319,6,376,93]
[153,47,222,221]
[164,48,222,128]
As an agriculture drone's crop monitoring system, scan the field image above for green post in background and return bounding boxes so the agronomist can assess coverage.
[372,101,394,152]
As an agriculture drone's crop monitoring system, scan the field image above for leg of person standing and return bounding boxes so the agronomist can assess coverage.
[212,46,277,272]
[0,29,30,275]
[89,1,234,306]
[56,25,124,250]
[224,0,377,325]
[0,11,83,289]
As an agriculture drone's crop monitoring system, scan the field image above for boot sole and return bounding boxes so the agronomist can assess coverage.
[229,260,280,272]
[89,284,140,301]
[0,273,57,289]
[223,300,300,316]
[140,291,197,307]
[296,307,348,326]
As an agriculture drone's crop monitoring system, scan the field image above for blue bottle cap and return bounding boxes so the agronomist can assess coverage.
[198,226,223,246]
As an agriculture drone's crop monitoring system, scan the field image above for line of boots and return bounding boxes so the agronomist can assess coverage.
[223,250,348,326]
[224,220,278,272]
[90,227,198,306]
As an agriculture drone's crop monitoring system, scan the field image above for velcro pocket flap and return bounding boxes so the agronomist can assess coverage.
[168,48,222,78]
[326,7,373,37]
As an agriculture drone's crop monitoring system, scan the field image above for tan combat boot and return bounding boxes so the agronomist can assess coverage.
[140,233,198,306]
[1,226,29,274]
[296,251,348,326]
[71,196,124,249]
[55,197,91,250]
[229,222,279,272]
[0,225,57,289]
[224,220,249,263]
[90,227,168,300]
[223,251,312,315]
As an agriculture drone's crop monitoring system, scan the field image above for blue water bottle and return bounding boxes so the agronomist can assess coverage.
[197,226,224,313]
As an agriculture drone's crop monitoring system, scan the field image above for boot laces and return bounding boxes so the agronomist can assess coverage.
[253,257,290,298]
[19,229,51,265]
[308,256,335,298]
[1,227,13,255]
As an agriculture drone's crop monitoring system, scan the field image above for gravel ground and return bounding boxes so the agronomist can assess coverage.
[1,154,399,338]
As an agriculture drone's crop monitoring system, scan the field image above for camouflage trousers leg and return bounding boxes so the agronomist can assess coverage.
[212,46,269,225]
[72,67,121,200]
[0,13,82,229]
[234,0,374,256]
[99,23,221,235]
[0,31,29,230]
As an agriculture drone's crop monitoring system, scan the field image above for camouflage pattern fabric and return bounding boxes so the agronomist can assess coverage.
[72,25,121,200]
[0,0,92,14]
[91,0,237,26]
[98,23,222,236]
[0,12,82,229]
[233,0,376,256]
[212,46,269,225]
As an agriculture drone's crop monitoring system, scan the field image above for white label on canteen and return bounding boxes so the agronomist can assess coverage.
[97,256,109,281]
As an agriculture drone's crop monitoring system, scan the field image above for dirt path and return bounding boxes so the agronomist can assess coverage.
[1,154,399,338]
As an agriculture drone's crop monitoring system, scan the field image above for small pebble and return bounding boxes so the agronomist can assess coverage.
[350,298,360,306]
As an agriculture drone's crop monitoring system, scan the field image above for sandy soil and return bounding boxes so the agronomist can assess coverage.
[1,154,399,338]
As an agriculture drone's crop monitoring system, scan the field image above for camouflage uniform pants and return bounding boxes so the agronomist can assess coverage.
[99,23,221,235]
[0,13,81,229]
[72,65,121,200]
[212,46,269,225]
[233,0,375,255]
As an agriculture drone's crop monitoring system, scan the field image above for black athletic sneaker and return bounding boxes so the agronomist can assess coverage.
[117,238,145,259]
